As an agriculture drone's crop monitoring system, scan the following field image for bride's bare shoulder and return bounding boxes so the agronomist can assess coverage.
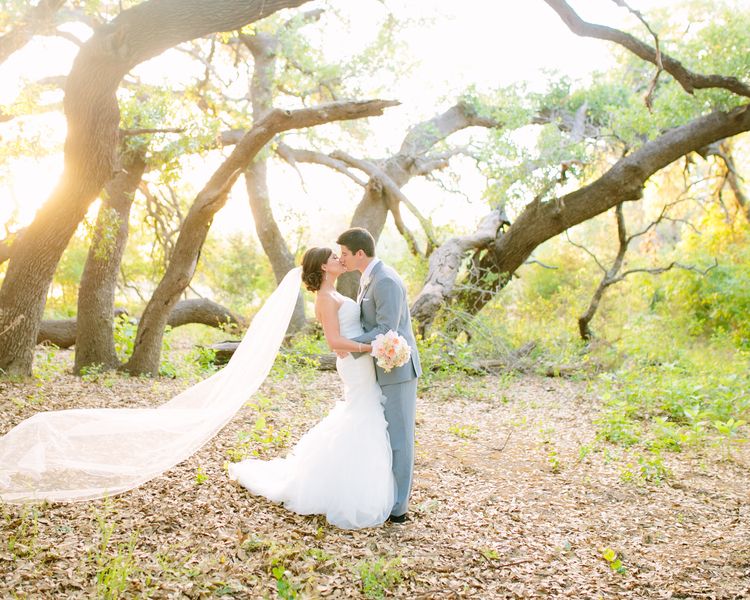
[314,289,341,319]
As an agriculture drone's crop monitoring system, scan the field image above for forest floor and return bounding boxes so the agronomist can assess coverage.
[1,349,749,599]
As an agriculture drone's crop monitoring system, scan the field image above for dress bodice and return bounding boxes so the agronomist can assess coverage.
[338,298,364,338]
[335,298,378,390]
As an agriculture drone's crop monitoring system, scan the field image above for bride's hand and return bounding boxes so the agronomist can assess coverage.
[336,350,350,358]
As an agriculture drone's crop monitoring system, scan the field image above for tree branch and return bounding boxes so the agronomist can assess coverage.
[703,141,750,219]
[120,127,185,136]
[398,101,503,161]
[47,28,84,47]
[544,0,750,98]
[613,258,718,284]
[275,143,368,187]
[565,229,608,273]
[208,100,398,202]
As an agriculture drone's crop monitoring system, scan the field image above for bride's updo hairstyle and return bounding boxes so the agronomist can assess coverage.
[301,247,333,292]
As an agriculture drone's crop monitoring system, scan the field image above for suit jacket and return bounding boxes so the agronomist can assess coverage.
[352,261,422,385]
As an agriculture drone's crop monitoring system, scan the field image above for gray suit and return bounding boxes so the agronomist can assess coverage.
[352,261,421,517]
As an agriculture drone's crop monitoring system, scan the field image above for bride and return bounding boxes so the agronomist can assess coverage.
[228,247,396,529]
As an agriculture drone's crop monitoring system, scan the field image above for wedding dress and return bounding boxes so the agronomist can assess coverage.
[228,297,396,529]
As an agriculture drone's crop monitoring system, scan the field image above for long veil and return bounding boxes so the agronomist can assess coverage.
[0,267,302,504]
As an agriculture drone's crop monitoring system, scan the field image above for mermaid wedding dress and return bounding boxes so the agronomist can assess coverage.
[228,297,396,529]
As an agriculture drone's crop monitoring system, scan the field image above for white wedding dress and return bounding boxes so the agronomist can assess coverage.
[228,298,396,529]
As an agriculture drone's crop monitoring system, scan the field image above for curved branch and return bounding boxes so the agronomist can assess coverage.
[48,28,84,47]
[613,258,718,284]
[399,101,502,161]
[275,143,368,186]
[382,184,421,257]
[544,0,750,98]
[166,298,243,329]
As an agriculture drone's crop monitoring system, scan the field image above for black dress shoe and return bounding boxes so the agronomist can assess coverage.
[387,513,409,524]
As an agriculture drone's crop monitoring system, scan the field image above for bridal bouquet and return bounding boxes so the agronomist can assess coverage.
[370,330,411,372]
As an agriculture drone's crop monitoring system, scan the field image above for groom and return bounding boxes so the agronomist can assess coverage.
[337,227,422,524]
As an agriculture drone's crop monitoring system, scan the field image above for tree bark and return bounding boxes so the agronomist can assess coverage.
[410,211,505,335]
[437,104,750,326]
[165,298,242,330]
[37,318,77,348]
[123,99,397,375]
[0,0,312,377]
[74,148,147,373]
[241,32,306,333]
[337,102,501,298]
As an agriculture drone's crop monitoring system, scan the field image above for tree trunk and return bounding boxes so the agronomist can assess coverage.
[412,104,750,331]
[337,182,391,298]
[241,32,305,333]
[123,100,397,376]
[0,0,312,376]
[245,161,306,331]
[409,211,504,335]
[74,149,147,373]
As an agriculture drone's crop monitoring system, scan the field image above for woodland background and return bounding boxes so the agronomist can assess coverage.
[1,0,749,598]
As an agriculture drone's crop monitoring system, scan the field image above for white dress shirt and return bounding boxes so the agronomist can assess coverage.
[358,258,381,301]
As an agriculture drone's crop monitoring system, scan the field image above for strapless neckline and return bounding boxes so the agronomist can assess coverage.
[338,297,357,312]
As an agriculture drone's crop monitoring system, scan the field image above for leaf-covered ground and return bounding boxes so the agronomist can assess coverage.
[1,352,749,599]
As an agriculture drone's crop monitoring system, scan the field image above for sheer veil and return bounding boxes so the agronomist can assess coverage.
[0,267,302,504]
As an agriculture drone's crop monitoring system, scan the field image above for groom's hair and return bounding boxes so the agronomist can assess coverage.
[336,228,375,257]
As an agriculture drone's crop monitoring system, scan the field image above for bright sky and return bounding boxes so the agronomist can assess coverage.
[0,0,679,248]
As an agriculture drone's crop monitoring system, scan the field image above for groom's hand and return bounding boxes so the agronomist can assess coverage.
[336,350,349,358]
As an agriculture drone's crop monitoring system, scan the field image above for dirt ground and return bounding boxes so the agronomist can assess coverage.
[1,353,749,599]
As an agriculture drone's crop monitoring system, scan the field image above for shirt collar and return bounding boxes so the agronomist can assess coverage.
[361,258,381,285]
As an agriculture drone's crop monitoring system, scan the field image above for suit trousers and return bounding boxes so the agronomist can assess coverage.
[380,378,417,517]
